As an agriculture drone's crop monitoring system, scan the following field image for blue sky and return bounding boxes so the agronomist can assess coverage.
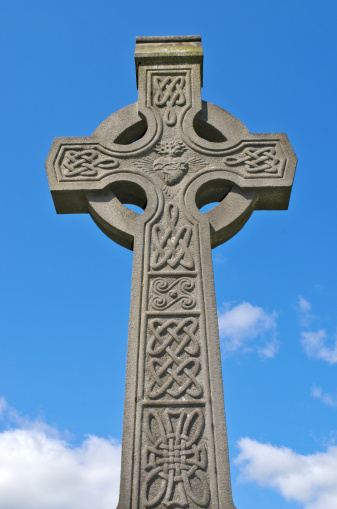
[1,1,337,508]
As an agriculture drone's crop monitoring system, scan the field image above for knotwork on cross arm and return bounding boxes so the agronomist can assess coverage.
[62,148,119,178]
[223,146,280,174]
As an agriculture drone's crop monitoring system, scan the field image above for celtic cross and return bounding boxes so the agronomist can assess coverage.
[45,36,296,509]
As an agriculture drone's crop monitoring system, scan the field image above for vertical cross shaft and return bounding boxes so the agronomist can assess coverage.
[118,190,235,509]
[45,36,297,509]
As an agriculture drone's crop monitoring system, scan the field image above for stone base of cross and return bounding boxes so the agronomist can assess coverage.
[46,36,296,509]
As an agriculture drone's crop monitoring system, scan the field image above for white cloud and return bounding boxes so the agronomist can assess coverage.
[298,295,314,327]
[0,399,121,509]
[301,329,337,364]
[218,302,278,358]
[0,397,8,419]
[297,297,337,364]
[235,437,337,509]
[298,296,312,313]
[212,253,227,265]
[311,385,337,408]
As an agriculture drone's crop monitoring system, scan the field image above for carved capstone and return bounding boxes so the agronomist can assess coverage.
[45,35,296,509]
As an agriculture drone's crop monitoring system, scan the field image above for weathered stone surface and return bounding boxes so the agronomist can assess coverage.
[45,36,296,509]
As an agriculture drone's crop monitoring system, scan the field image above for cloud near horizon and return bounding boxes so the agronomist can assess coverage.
[235,437,337,509]
[0,398,121,509]
[218,301,278,358]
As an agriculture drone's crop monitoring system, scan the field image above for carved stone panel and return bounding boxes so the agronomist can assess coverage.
[152,74,187,127]
[151,204,195,272]
[149,276,197,312]
[148,69,191,128]
[141,408,210,509]
[145,316,203,401]
[55,145,119,181]
[222,142,286,178]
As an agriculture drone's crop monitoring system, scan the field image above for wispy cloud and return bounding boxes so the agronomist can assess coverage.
[235,437,337,509]
[297,295,315,327]
[301,329,337,364]
[297,297,337,364]
[218,302,278,358]
[0,398,121,509]
[0,397,8,419]
[311,385,337,408]
[212,252,227,265]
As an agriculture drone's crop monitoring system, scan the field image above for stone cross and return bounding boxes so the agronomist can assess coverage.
[45,36,296,509]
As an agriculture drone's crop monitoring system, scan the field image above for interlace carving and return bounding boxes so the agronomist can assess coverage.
[153,76,186,126]
[151,277,196,311]
[146,318,202,399]
[223,146,280,174]
[142,409,210,508]
[61,148,119,179]
[152,204,194,270]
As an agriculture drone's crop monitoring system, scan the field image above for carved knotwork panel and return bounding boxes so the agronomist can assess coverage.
[141,408,210,509]
[145,317,203,401]
[150,203,195,272]
[151,72,189,127]
[55,145,119,181]
[222,142,286,178]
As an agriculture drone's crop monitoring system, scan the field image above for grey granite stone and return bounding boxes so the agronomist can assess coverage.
[45,36,297,509]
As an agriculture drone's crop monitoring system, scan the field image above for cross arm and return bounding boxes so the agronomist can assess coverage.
[45,133,157,250]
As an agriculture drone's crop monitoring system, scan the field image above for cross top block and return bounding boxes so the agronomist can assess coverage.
[134,36,203,86]
[46,35,296,251]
